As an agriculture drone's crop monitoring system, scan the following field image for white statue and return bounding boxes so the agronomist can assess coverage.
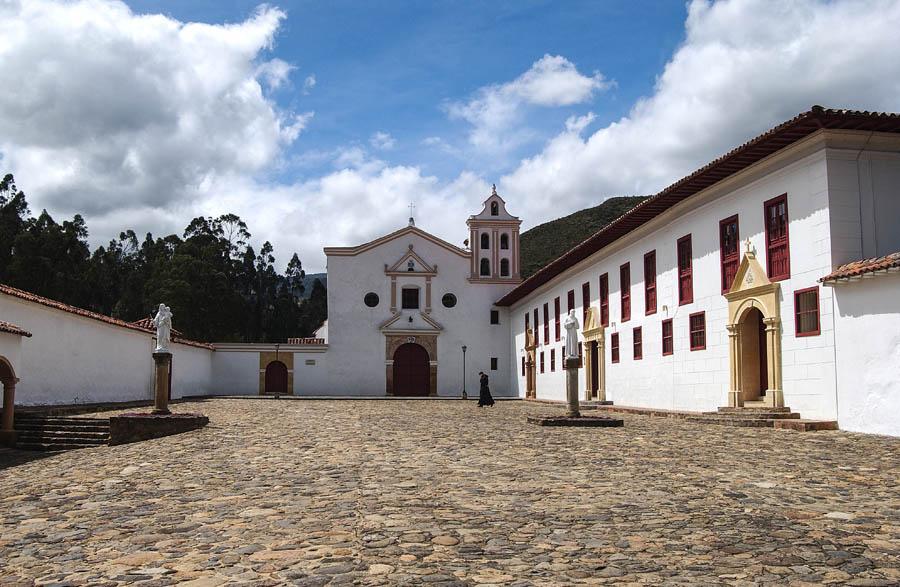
[151,303,173,353]
[563,309,580,358]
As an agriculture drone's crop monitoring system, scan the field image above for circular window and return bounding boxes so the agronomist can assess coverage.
[364,292,379,307]
[442,293,457,308]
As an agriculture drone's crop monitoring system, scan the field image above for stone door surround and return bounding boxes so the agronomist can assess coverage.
[385,334,437,396]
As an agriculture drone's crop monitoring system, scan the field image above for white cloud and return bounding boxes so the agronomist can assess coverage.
[499,0,900,228]
[303,74,317,94]
[369,131,396,150]
[256,58,295,90]
[446,54,611,154]
[564,112,596,134]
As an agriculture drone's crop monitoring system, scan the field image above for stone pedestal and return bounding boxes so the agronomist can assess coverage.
[152,352,172,415]
[565,357,580,418]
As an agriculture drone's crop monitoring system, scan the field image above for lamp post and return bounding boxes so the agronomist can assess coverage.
[461,345,468,399]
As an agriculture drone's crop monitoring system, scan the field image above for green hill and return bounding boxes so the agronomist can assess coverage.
[519,196,647,279]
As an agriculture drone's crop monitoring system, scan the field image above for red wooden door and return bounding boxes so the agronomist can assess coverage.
[393,343,430,396]
[265,361,288,394]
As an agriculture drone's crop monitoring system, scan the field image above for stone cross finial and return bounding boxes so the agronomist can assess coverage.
[491,184,498,196]
[744,238,755,257]
[408,202,416,226]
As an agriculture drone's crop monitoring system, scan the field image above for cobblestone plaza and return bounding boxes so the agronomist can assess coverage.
[1,399,898,586]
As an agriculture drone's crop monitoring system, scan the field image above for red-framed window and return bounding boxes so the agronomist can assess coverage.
[525,311,529,332]
[599,273,609,327]
[582,282,590,323]
[794,286,821,336]
[633,326,643,360]
[521,356,525,376]
[567,289,575,314]
[550,349,556,372]
[689,312,706,351]
[554,297,561,340]
[578,342,583,368]
[540,351,545,373]
[543,303,550,344]
[533,308,539,338]
[719,215,740,293]
[611,333,620,363]
[764,194,790,281]
[662,319,673,356]
[644,250,657,315]
[677,235,693,305]
[620,263,631,322]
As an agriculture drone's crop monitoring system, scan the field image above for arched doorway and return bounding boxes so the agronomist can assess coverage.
[739,308,768,403]
[393,343,430,396]
[0,357,17,446]
[264,360,288,395]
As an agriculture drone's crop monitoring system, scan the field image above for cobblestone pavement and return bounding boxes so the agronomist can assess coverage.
[1,399,899,586]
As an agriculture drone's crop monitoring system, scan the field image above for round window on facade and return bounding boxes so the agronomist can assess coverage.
[442,293,457,308]
[364,292,379,307]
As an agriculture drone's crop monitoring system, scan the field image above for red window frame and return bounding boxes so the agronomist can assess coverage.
[633,326,642,360]
[533,308,538,338]
[554,297,561,341]
[599,273,609,327]
[677,235,693,305]
[764,194,790,281]
[567,289,575,314]
[689,312,706,351]
[794,286,821,337]
[521,356,525,376]
[543,303,550,344]
[611,333,620,363]
[581,282,590,323]
[550,348,556,372]
[525,311,529,332]
[620,262,631,322]
[662,319,673,356]
[719,215,740,293]
[540,351,545,373]
[644,250,657,315]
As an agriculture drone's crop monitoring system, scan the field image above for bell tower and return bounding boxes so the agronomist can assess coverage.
[467,185,522,283]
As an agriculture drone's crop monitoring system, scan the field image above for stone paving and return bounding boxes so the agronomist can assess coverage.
[1,399,899,586]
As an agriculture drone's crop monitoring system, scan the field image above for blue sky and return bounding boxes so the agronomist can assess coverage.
[3,0,900,271]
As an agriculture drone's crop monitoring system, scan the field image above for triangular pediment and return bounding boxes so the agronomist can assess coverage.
[582,307,603,340]
[385,244,437,274]
[726,248,774,298]
[380,311,443,333]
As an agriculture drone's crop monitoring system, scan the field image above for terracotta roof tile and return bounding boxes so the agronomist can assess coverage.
[820,251,900,284]
[0,283,213,350]
[0,320,31,337]
[496,106,900,307]
[129,317,184,338]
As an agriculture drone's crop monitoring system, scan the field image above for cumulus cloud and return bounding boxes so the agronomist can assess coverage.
[446,54,611,154]
[0,0,307,224]
[499,0,900,225]
[369,131,396,150]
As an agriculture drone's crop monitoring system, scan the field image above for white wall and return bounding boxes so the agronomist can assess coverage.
[0,293,214,405]
[0,332,24,381]
[832,274,900,436]
[293,351,330,395]
[211,349,259,395]
[509,143,840,419]
[328,229,514,397]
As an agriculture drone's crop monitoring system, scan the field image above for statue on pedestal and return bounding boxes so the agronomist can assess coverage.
[151,303,173,353]
[563,310,580,359]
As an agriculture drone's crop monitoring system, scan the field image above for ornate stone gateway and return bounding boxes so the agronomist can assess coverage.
[385,334,437,396]
[724,244,783,408]
[581,307,605,401]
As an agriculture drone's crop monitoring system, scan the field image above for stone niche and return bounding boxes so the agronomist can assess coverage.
[109,413,209,446]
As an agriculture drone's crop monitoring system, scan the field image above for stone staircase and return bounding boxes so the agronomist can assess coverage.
[687,406,802,428]
[13,414,110,451]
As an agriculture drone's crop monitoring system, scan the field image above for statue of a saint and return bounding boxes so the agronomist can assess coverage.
[563,309,580,358]
[151,303,173,353]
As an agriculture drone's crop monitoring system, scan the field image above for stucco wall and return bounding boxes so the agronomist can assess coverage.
[0,293,214,405]
[831,274,900,436]
[509,144,840,420]
[0,332,23,381]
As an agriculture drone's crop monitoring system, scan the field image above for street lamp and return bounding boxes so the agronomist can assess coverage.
[461,345,468,399]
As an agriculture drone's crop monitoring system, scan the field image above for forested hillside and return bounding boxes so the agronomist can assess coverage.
[0,174,326,343]
[519,196,647,278]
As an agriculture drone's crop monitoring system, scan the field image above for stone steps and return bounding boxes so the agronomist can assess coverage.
[13,415,110,451]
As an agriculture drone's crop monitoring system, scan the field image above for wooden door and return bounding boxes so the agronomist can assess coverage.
[393,343,430,396]
[590,341,599,397]
[264,361,288,395]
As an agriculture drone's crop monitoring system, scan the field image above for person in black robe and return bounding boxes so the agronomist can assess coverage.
[477,371,495,407]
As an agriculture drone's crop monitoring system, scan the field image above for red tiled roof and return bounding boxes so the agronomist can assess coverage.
[820,252,900,284]
[0,283,213,350]
[0,320,31,337]
[129,317,184,338]
[496,106,900,306]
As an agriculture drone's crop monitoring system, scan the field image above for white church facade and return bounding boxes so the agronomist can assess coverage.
[1,106,899,438]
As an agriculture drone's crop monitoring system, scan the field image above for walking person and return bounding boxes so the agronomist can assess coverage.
[477,371,495,407]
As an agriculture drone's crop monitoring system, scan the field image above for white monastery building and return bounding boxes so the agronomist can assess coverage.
[1,106,899,438]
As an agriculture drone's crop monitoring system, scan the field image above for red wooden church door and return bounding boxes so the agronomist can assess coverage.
[393,343,430,396]
[265,360,288,395]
